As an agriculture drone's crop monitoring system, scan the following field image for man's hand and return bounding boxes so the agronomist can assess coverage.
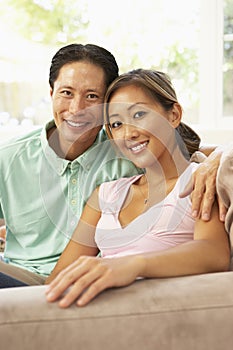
[180,147,227,222]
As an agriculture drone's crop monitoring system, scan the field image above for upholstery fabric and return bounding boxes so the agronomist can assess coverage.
[1,272,233,350]
[217,145,233,268]
[1,146,233,349]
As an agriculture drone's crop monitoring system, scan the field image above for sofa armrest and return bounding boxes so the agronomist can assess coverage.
[1,272,233,350]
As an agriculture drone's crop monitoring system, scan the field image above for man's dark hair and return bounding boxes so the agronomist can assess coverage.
[49,43,119,90]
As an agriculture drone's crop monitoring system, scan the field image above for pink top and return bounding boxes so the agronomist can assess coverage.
[95,163,200,258]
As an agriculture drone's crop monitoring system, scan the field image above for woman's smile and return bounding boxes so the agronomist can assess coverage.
[127,141,149,154]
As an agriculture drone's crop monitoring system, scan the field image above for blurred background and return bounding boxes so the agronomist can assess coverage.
[0,0,232,144]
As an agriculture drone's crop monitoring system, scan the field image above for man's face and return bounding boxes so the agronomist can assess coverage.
[50,61,106,157]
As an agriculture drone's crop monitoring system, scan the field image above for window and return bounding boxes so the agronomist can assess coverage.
[223,0,233,118]
[197,0,233,144]
[0,0,232,144]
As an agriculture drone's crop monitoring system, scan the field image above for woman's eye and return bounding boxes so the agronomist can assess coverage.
[110,121,122,129]
[134,111,146,119]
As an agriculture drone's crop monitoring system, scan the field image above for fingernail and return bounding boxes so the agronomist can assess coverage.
[77,297,87,307]
[202,213,209,221]
[46,292,54,300]
[192,210,198,218]
[59,298,69,308]
[220,214,226,222]
[77,298,84,306]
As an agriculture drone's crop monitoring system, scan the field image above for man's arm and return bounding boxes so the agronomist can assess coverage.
[199,144,218,157]
[180,145,227,221]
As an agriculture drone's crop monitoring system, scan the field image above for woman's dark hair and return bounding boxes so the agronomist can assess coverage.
[49,43,119,90]
[104,68,201,158]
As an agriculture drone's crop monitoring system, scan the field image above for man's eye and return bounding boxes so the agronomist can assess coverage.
[87,93,98,99]
[110,121,122,129]
[61,90,72,96]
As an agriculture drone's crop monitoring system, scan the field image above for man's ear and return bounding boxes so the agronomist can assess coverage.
[169,103,182,128]
[50,88,53,97]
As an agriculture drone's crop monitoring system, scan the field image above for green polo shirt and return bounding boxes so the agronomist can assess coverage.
[0,121,141,276]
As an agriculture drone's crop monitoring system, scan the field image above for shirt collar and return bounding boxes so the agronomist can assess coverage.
[75,130,108,171]
[40,120,107,175]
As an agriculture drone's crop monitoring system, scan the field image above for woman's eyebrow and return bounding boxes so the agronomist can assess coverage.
[128,102,148,110]
[108,101,149,119]
[109,113,119,120]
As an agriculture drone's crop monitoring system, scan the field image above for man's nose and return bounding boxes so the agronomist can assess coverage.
[69,96,85,115]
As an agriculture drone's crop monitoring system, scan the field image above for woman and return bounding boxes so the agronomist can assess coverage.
[46,69,230,307]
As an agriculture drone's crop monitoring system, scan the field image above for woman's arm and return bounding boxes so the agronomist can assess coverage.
[140,201,230,277]
[46,200,230,307]
[0,219,6,252]
[45,189,100,284]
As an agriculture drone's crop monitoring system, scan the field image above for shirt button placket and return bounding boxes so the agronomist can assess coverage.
[71,178,77,185]
[70,177,78,208]
[67,174,78,235]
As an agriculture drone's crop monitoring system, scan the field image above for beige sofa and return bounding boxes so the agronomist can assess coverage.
[1,271,233,350]
[1,147,233,350]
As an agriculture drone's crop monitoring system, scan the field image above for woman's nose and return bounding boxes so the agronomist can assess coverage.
[123,123,139,139]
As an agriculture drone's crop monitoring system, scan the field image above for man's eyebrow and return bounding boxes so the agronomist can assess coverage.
[58,85,73,89]
[86,88,102,93]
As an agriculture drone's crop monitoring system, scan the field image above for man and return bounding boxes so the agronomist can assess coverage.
[0,43,140,286]
[0,43,223,287]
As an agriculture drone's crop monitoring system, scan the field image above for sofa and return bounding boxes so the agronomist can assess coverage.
[1,148,233,350]
[1,270,233,350]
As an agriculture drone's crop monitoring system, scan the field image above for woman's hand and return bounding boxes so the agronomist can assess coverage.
[46,255,144,308]
[180,147,227,221]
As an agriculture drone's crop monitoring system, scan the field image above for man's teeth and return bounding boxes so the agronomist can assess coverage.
[130,142,148,151]
[66,120,86,127]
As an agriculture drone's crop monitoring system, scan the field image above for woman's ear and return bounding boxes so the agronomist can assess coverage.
[50,88,53,97]
[169,103,182,128]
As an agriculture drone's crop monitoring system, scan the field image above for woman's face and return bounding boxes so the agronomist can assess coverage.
[108,85,179,169]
